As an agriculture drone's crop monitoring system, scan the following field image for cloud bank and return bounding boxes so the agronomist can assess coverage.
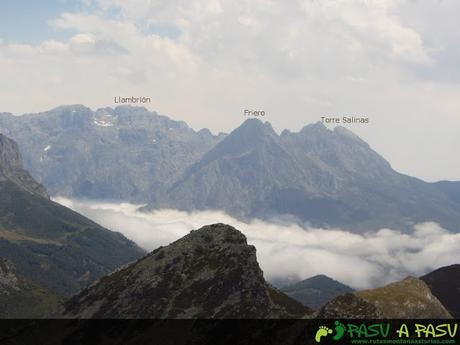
[55,197,460,290]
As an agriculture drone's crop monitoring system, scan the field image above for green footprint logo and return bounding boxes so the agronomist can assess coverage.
[333,321,346,341]
[315,326,333,343]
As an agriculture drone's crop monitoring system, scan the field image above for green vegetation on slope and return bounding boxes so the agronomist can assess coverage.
[0,180,145,297]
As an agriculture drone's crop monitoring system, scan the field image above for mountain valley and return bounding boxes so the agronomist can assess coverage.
[0,132,145,311]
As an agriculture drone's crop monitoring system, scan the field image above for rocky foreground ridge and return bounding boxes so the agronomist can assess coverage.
[318,276,452,319]
[63,224,311,319]
[62,222,457,319]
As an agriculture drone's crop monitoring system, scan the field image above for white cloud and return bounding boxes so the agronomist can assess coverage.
[1,0,460,181]
[55,197,460,290]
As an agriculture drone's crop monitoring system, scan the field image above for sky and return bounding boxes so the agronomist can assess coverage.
[1,0,460,181]
[55,197,460,289]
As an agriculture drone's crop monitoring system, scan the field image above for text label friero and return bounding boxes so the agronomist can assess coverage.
[244,109,265,116]
[114,96,152,104]
[321,116,369,124]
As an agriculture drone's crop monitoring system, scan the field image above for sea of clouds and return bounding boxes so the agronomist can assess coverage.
[55,197,460,290]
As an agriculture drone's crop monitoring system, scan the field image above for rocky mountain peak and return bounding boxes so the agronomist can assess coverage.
[356,276,452,319]
[170,223,249,248]
[0,105,223,202]
[299,121,328,133]
[181,118,283,174]
[0,134,23,173]
[317,293,385,318]
[63,223,311,319]
[112,105,149,115]
[240,117,275,131]
[318,276,453,319]
[224,118,278,145]
[0,134,49,198]
[46,104,92,114]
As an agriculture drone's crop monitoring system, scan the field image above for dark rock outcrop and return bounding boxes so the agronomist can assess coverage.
[421,264,460,318]
[0,134,48,198]
[63,224,312,319]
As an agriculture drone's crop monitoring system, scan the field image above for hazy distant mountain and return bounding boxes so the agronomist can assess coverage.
[0,105,223,203]
[281,275,354,310]
[434,181,460,207]
[0,133,145,298]
[2,106,460,232]
[156,119,309,217]
[420,264,460,318]
[316,293,384,319]
[155,118,460,232]
[63,224,311,318]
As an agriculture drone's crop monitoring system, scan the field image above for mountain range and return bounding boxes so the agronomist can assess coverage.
[0,139,458,320]
[1,105,460,232]
[0,105,223,203]
[156,118,460,231]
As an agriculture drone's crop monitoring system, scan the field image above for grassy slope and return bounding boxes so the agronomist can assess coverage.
[0,180,145,297]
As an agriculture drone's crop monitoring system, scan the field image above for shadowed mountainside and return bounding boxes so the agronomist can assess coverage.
[420,264,460,318]
[0,258,62,318]
[0,133,145,298]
